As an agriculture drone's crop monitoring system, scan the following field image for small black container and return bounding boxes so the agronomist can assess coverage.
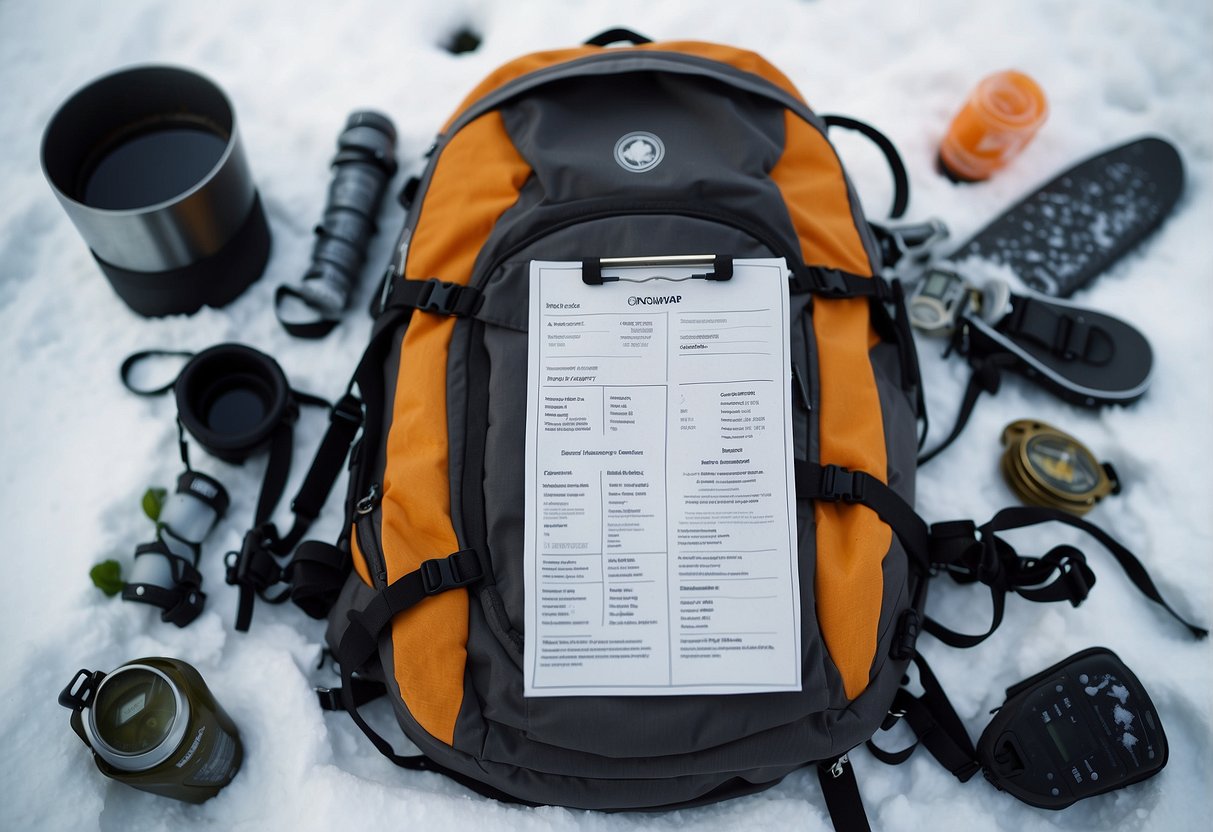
[41,65,270,316]
[174,344,292,462]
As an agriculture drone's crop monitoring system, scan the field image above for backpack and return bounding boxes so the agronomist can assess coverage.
[309,28,924,814]
[232,30,1201,828]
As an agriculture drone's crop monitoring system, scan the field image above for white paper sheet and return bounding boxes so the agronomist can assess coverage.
[523,258,801,697]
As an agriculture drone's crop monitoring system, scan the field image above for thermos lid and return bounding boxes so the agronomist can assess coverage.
[82,664,190,771]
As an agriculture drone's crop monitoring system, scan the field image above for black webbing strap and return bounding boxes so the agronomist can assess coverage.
[917,352,1009,465]
[384,277,484,317]
[122,539,207,627]
[273,285,341,339]
[821,114,910,220]
[281,393,363,549]
[227,392,364,631]
[325,550,528,803]
[867,653,981,782]
[790,267,892,301]
[231,306,410,630]
[999,296,1114,364]
[315,675,385,711]
[336,549,484,673]
[796,462,929,571]
[254,422,295,534]
[287,541,350,619]
[119,349,195,396]
[925,507,1208,647]
[816,754,872,832]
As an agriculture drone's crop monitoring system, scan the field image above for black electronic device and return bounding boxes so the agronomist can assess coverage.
[977,647,1168,809]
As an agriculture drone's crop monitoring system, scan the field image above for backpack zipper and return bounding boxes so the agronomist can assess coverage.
[353,484,387,586]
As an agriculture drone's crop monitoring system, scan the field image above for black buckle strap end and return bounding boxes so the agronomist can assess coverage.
[816,753,872,832]
[315,686,344,711]
[891,609,921,660]
[421,549,482,595]
[162,590,207,627]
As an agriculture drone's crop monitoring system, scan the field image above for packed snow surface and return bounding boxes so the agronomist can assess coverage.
[1,1,1210,830]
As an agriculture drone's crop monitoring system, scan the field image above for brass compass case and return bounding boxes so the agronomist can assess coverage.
[1000,420,1119,515]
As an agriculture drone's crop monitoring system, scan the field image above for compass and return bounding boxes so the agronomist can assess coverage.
[1000,420,1120,515]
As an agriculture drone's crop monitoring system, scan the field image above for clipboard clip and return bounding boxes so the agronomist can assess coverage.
[581,255,734,286]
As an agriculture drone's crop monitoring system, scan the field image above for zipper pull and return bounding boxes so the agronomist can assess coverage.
[355,483,381,515]
[792,362,812,412]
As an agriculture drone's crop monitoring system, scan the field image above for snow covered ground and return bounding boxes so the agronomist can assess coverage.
[1,0,1210,829]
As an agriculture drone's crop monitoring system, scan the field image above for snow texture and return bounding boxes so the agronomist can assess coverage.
[1,1,1211,830]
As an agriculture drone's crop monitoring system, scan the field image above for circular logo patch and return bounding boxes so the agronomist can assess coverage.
[614,131,665,173]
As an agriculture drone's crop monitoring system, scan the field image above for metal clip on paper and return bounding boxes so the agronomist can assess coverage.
[581,254,734,285]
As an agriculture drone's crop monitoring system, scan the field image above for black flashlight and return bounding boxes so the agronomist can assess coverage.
[276,111,398,336]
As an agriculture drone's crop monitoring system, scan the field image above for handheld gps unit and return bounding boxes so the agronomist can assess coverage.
[908,267,973,335]
[977,647,1168,809]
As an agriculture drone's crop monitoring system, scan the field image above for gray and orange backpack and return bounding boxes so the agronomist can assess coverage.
[225,30,1202,829]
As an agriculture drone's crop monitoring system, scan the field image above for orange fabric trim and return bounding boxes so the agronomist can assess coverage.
[769,112,891,700]
[350,529,371,587]
[811,301,891,700]
[381,111,531,745]
[769,112,873,276]
[445,41,806,132]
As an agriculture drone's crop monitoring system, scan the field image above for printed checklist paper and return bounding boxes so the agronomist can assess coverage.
[523,258,801,697]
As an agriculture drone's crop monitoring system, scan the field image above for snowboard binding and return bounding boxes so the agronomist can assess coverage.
[906,267,1153,463]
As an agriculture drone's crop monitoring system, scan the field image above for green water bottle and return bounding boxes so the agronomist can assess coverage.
[58,657,243,803]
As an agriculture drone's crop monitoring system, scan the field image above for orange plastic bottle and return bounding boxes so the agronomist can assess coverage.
[939,70,1048,182]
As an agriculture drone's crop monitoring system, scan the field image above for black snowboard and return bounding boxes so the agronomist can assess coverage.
[949,137,1184,297]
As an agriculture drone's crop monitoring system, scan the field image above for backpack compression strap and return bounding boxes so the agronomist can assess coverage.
[318,549,536,804]
[383,269,894,325]
[796,463,1208,650]
[817,754,873,832]
[926,506,1208,645]
[866,652,982,782]
[224,392,362,630]
[226,308,411,631]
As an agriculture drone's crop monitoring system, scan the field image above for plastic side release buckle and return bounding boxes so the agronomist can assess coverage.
[805,267,851,297]
[416,278,460,314]
[226,526,282,591]
[818,465,865,503]
[420,550,483,595]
